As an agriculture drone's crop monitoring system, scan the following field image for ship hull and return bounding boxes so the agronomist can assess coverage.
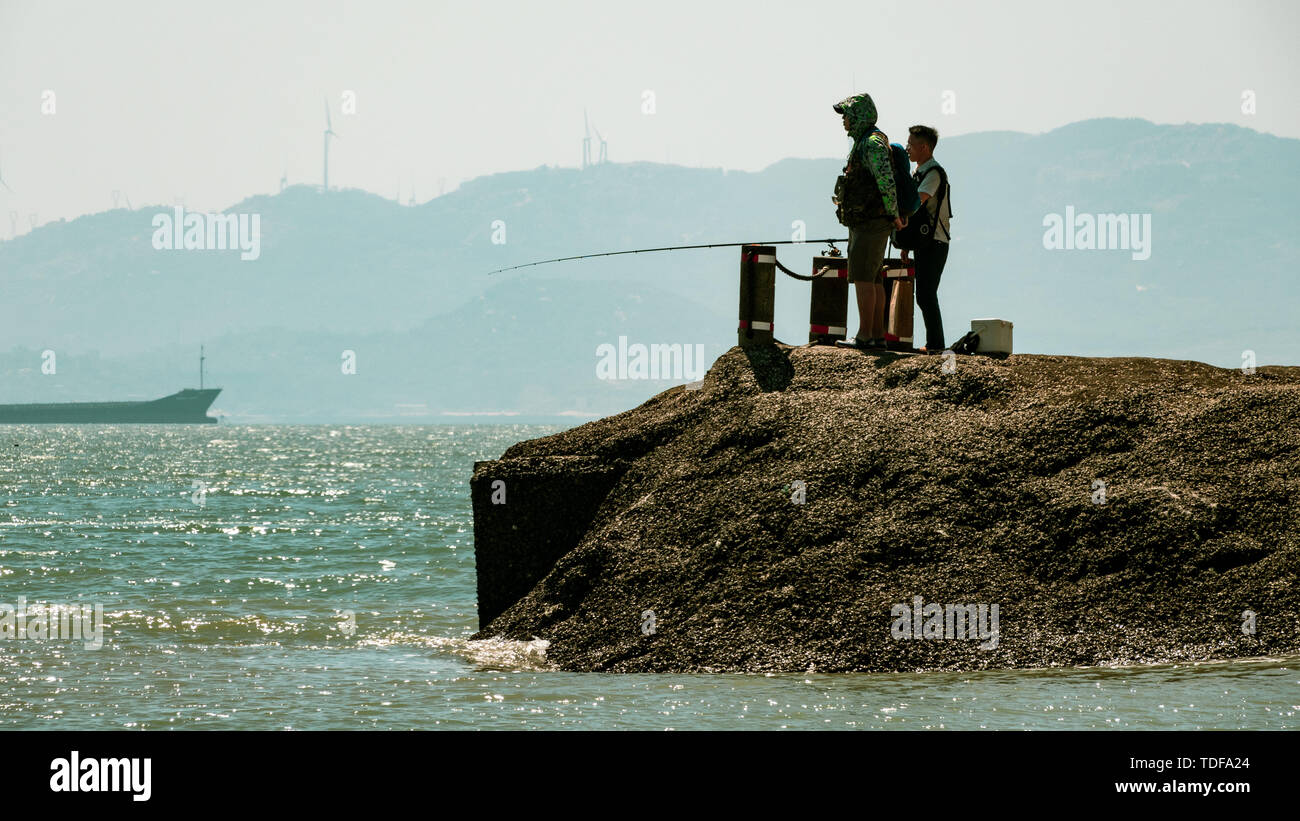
[0,389,221,424]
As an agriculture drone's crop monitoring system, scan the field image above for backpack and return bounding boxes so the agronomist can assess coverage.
[834,131,922,227]
[949,330,979,355]
[892,164,950,251]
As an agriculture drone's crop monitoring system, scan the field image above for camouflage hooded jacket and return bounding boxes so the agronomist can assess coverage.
[834,93,898,219]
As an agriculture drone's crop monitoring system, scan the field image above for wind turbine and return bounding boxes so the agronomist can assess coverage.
[112,189,121,208]
[582,109,592,169]
[323,97,339,192]
[591,121,608,164]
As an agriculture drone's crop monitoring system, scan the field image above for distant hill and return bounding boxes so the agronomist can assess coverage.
[1,118,1296,420]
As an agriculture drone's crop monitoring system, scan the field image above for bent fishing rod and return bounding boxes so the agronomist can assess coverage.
[485,237,851,280]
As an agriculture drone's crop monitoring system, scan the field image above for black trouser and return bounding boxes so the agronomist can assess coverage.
[913,240,949,350]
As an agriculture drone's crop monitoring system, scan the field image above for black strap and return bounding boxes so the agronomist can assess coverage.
[914,163,950,242]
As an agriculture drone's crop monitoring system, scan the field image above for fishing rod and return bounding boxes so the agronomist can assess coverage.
[485,237,850,276]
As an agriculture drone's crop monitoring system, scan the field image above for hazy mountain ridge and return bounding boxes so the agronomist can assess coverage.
[1,117,1295,420]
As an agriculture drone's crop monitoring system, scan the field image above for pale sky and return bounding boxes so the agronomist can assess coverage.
[1,0,1295,235]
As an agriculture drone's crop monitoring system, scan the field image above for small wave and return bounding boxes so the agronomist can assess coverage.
[360,633,554,671]
[461,636,553,671]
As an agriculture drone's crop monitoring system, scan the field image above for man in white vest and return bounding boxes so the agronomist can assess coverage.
[901,125,952,354]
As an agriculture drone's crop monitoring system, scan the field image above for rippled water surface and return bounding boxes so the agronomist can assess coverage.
[1,425,1295,730]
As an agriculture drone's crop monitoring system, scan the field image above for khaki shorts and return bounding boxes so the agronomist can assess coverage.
[848,218,893,284]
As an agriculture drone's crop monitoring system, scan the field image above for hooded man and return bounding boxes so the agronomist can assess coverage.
[832,93,906,350]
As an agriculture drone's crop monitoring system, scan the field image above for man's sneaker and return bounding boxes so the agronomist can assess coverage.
[836,336,887,351]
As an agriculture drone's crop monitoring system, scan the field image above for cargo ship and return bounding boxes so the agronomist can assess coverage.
[0,349,221,424]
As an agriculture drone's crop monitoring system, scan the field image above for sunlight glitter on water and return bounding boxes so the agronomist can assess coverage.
[0,424,1296,730]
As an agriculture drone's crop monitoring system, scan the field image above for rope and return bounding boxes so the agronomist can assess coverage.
[774,257,828,282]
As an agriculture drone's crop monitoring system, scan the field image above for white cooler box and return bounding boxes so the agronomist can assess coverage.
[972,319,1013,354]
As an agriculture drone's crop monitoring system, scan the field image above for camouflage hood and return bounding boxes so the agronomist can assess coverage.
[833,93,878,141]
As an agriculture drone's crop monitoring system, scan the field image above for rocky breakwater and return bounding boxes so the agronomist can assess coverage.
[470,344,1300,672]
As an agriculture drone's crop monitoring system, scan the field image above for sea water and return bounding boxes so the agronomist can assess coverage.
[0,425,1295,730]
